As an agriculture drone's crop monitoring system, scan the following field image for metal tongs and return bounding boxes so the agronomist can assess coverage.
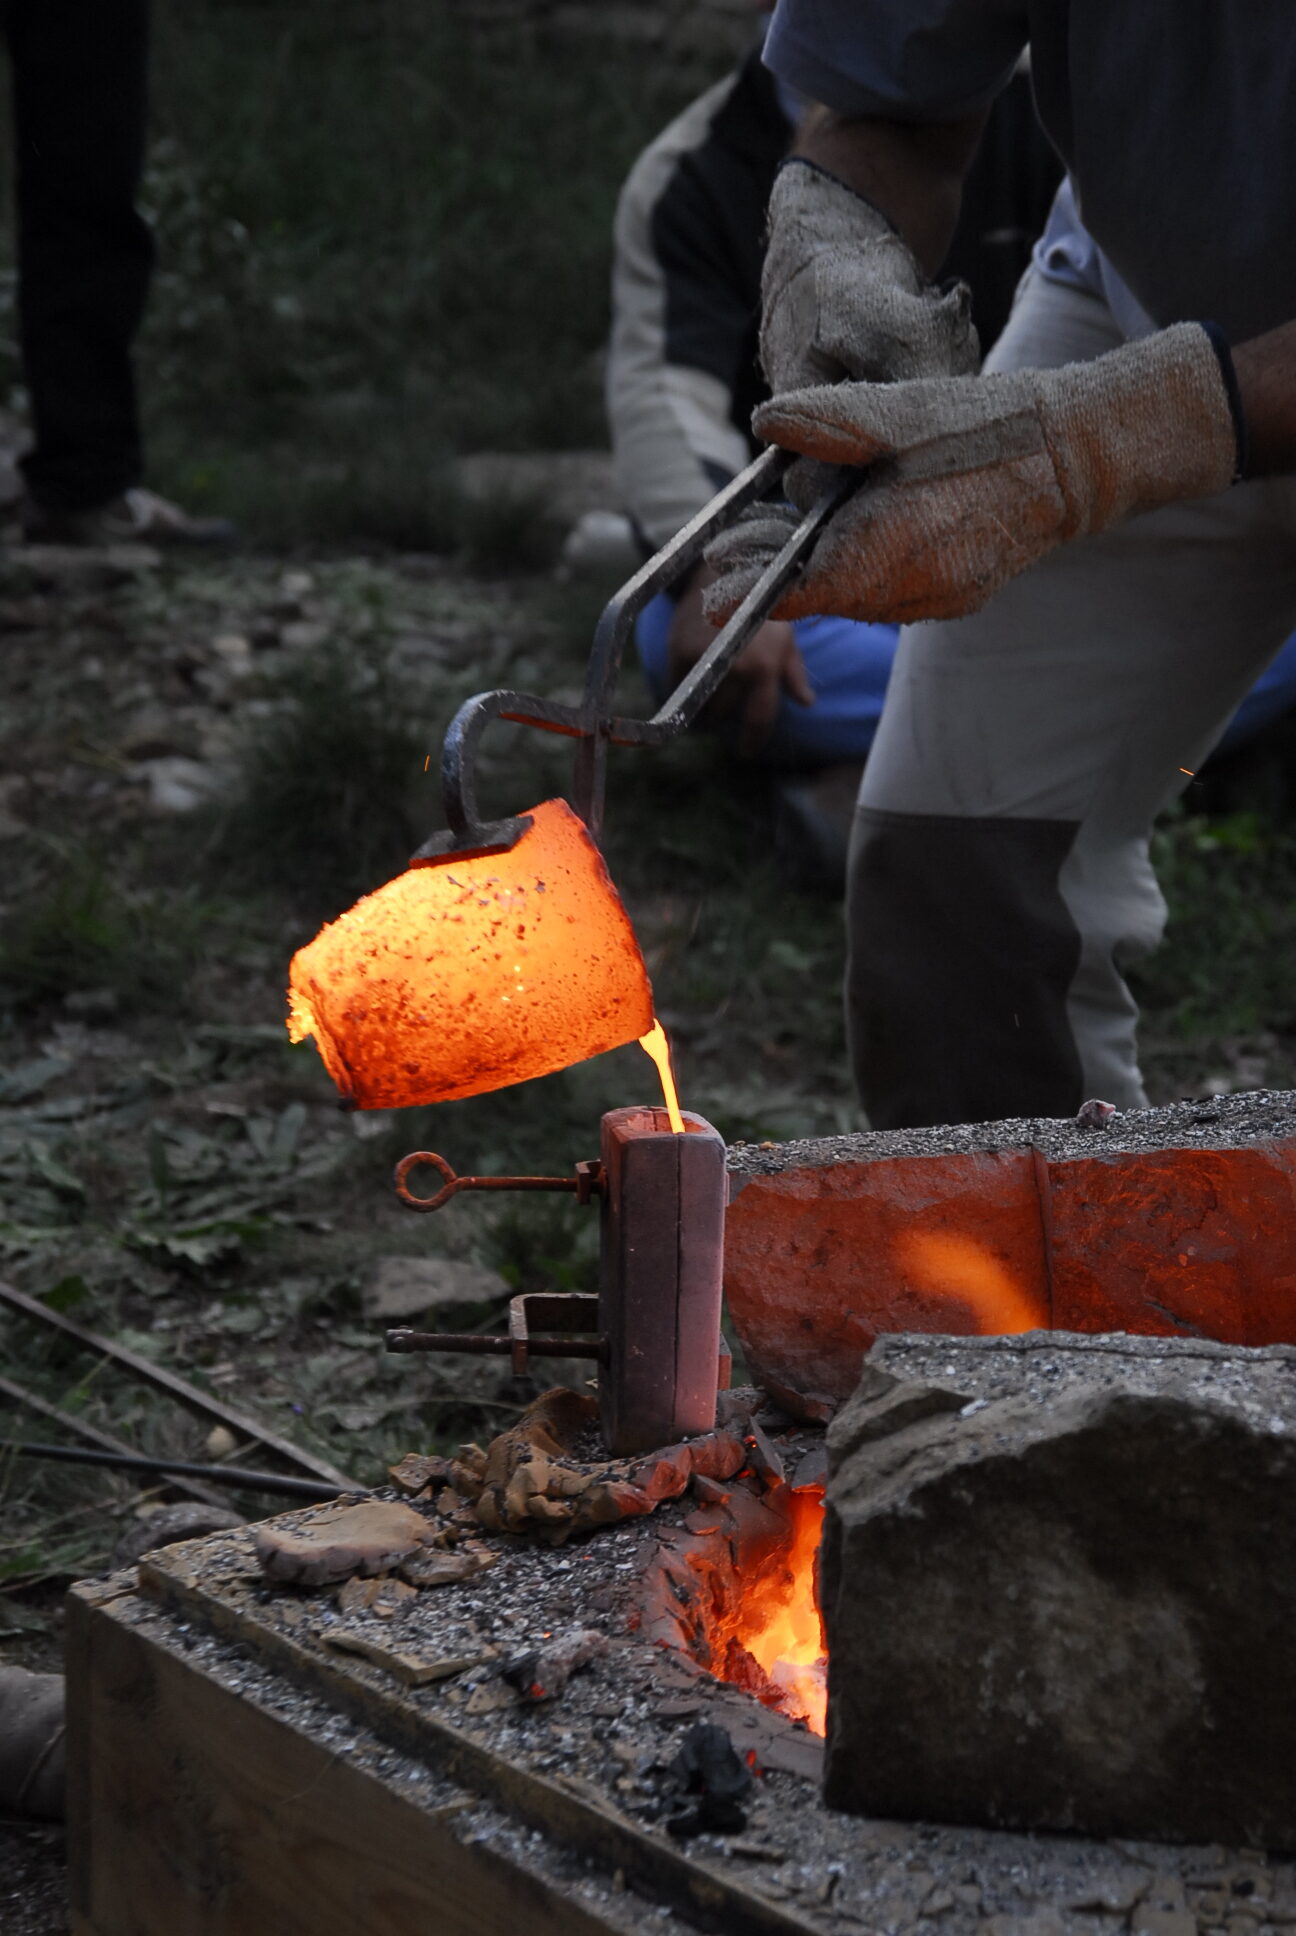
[413,447,860,863]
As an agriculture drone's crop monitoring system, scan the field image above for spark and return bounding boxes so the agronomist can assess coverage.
[1179,767,1195,776]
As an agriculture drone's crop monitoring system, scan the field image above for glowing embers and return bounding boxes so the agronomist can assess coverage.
[287,798,654,1108]
[721,1486,827,1736]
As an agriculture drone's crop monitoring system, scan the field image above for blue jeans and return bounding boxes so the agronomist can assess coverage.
[635,593,898,766]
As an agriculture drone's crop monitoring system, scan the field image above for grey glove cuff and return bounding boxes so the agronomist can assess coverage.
[1199,321,1248,481]
[1034,322,1240,536]
[761,160,979,390]
[774,157,901,240]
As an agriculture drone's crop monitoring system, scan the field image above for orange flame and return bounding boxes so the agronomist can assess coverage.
[893,1228,1046,1333]
[286,798,654,1108]
[727,1487,826,1735]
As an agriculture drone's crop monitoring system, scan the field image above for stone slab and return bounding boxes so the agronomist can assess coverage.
[820,1332,1296,1848]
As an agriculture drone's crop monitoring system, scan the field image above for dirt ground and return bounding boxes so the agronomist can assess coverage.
[3,535,1295,1931]
[0,533,858,1627]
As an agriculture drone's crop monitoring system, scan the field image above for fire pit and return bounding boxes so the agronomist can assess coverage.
[68,1349,1295,1935]
[632,1440,828,1737]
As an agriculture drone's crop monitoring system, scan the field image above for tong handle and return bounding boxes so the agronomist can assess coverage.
[416,446,864,860]
[642,461,862,734]
[583,444,794,698]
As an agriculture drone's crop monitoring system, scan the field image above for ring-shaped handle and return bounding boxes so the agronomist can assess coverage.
[393,1150,458,1212]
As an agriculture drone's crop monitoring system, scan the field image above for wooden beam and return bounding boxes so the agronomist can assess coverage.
[66,1577,665,1936]
[134,1536,816,1936]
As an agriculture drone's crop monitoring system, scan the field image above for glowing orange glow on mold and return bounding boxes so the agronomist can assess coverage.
[726,1487,827,1735]
[894,1228,1046,1334]
[286,797,655,1108]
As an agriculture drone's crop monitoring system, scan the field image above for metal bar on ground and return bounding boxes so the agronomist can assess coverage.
[0,1280,359,1491]
[385,1329,605,1357]
[6,1441,347,1500]
[0,1372,229,1509]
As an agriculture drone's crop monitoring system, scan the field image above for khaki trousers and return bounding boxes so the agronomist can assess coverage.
[848,269,1296,1127]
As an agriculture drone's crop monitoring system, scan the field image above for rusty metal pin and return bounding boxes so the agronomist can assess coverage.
[385,1329,607,1360]
[393,1151,604,1213]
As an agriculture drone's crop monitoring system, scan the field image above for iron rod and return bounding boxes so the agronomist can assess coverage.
[4,1440,349,1500]
[0,1372,229,1509]
[0,1279,358,1492]
[386,1329,606,1359]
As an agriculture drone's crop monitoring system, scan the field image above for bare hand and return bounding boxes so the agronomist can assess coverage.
[666,563,814,757]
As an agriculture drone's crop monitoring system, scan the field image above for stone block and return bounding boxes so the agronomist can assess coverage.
[820,1332,1296,1848]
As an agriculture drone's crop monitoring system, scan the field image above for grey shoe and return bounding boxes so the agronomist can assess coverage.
[21,485,237,547]
[0,1667,65,1820]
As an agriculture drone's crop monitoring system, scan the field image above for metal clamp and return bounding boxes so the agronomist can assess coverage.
[386,1291,607,1379]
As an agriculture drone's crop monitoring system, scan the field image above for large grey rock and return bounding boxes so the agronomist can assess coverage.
[822,1332,1296,1849]
[0,1669,65,1819]
[362,1254,509,1321]
[111,1502,244,1570]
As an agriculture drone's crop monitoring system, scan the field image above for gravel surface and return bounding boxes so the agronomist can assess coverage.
[0,1820,66,1936]
[729,1088,1296,1176]
[866,1332,1296,1424]
[136,1426,1296,1936]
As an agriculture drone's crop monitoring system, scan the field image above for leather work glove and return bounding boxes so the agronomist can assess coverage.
[705,323,1240,628]
[747,158,983,574]
[761,159,980,392]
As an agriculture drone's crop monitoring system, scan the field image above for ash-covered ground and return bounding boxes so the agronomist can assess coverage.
[136,1446,1296,1936]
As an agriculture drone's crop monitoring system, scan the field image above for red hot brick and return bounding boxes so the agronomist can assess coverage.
[723,1096,1296,1408]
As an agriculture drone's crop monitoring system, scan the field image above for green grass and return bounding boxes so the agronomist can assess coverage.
[1130,809,1296,1042]
[0,849,213,1017]
[0,1,727,540]
[207,647,427,911]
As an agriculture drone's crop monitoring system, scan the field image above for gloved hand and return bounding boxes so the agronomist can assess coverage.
[755,159,981,552]
[760,160,980,394]
[706,324,1239,627]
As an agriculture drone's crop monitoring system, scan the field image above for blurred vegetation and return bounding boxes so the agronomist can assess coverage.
[1130,805,1296,1047]
[209,647,426,910]
[0,845,213,1018]
[0,0,718,543]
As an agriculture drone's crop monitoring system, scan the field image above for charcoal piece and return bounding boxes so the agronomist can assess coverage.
[501,1650,541,1698]
[500,1627,608,1702]
[664,1720,753,1837]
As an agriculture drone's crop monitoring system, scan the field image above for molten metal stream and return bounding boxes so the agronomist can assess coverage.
[639,1019,685,1134]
